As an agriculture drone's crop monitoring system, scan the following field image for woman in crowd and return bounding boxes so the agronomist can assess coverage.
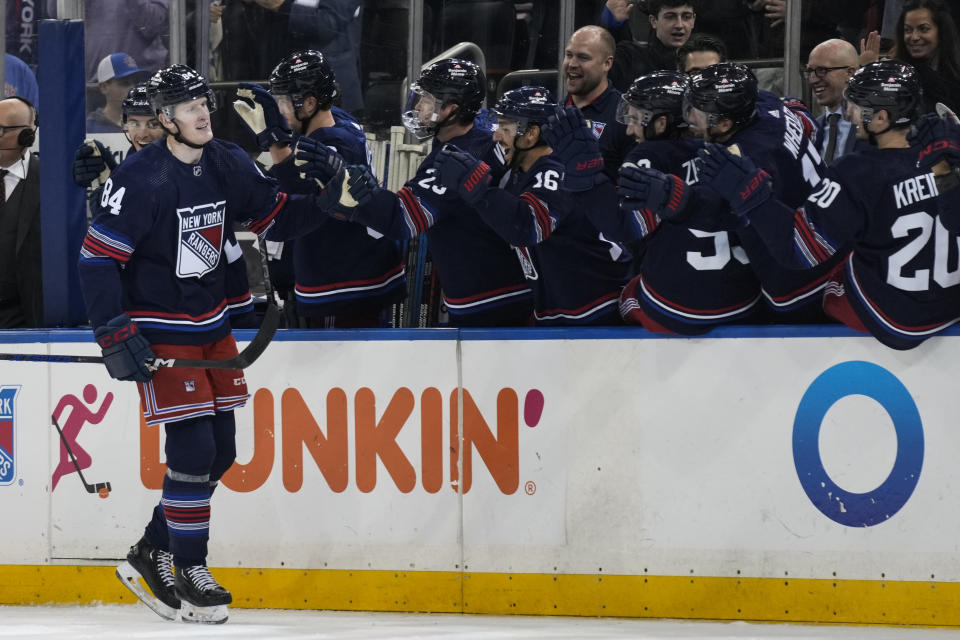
[892,0,960,112]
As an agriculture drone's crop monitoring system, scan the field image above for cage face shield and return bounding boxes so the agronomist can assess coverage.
[402,85,441,139]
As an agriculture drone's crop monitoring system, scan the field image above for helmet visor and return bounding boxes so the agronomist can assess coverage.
[492,116,520,138]
[615,96,654,127]
[402,85,440,139]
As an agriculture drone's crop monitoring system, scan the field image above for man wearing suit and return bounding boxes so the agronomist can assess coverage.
[805,39,861,164]
[0,97,42,327]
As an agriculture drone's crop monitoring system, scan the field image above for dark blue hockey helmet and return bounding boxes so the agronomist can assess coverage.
[269,50,339,111]
[617,71,689,131]
[122,83,154,123]
[404,58,486,138]
[492,86,556,136]
[683,62,758,127]
[844,60,922,126]
[146,64,217,117]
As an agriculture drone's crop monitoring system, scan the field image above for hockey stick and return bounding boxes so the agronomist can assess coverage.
[51,413,111,498]
[0,307,278,370]
[0,237,282,370]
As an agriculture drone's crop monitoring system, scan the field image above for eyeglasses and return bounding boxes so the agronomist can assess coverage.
[0,124,30,137]
[801,65,851,79]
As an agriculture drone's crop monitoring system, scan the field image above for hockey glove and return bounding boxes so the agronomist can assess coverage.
[233,82,293,151]
[72,140,116,189]
[617,162,690,222]
[320,165,377,222]
[433,145,492,207]
[695,143,772,218]
[94,314,155,383]
[909,112,960,172]
[293,135,345,188]
[541,105,605,192]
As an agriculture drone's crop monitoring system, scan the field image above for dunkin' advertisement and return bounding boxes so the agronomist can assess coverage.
[3,332,960,584]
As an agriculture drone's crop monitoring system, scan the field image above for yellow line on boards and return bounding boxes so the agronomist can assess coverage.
[0,565,956,626]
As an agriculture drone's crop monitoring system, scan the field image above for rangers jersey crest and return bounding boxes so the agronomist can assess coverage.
[0,386,20,485]
[176,201,227,278]
[590,120,606,139]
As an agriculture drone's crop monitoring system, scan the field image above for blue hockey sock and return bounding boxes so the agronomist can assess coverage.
[161,473,211,568]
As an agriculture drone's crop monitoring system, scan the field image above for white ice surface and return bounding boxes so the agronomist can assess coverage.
[3,605,960,639]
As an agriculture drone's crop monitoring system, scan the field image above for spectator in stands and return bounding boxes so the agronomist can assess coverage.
[4,54,39,108]
[606,0,696,93]
[83,0,169,81]
[891,0,960,113]
[805,39,862,164]
[0,97,42,327]
[86,54,147,134]
[220,0,365,113]
[563,26,633,177]
[677,33,726,74]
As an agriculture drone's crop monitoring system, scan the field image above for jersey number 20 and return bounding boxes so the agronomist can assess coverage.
[888,211,960,291]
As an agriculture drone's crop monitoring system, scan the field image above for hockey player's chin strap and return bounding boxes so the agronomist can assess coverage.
[168,122,208,150]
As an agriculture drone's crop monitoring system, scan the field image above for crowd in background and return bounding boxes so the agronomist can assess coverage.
[3,0,960,343]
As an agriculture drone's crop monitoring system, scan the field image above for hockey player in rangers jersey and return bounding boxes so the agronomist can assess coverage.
[232,50,405,327]
[297,59,533,326]
[697,61,960,350]
[553,71,763,334]
[77,65,353,624]
[624,63,835,320]
[73,83,257,329]
[433,86,630,325]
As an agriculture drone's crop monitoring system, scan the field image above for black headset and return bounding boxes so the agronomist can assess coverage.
[0,96,38,148]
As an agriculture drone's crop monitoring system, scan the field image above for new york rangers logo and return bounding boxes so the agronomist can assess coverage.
[590,120,606,139]
[0,386,21,485]
[176,201,226,278]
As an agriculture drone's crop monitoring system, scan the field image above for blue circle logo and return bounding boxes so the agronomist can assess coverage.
[793,361,923,527]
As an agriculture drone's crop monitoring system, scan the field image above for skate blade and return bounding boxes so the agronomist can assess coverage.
[116,562,179,621]
[179,601,229,624]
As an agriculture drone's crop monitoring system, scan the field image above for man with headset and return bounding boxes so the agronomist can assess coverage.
[0,95,41,327]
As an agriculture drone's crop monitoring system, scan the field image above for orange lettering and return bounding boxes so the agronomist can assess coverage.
[281,388,348,492]
[355,387,416,493]
[221,389,275,492]
[450,389,519,494]
[421,387,443,493]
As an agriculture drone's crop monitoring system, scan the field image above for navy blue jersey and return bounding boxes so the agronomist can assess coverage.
[350,126,532,326]
[268,115,405,317]
[726,103,836,313]
[565,85,634,179]
[78,137,322,344]
[475,155,630,325]
[612,140,762,334]
[747,146,960,349]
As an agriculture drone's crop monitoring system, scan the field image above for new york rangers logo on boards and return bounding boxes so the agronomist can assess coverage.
[176,201,226,278]
[0,386,21,485]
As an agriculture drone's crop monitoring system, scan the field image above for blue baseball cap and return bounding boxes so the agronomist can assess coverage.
[96,53,143,83]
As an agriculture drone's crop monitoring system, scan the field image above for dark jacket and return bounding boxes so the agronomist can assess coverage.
[608,36,678,94]
[0,154,42,327]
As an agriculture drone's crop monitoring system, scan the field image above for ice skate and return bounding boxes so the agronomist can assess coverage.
[175,564,232,624]
[115,537,180,621]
